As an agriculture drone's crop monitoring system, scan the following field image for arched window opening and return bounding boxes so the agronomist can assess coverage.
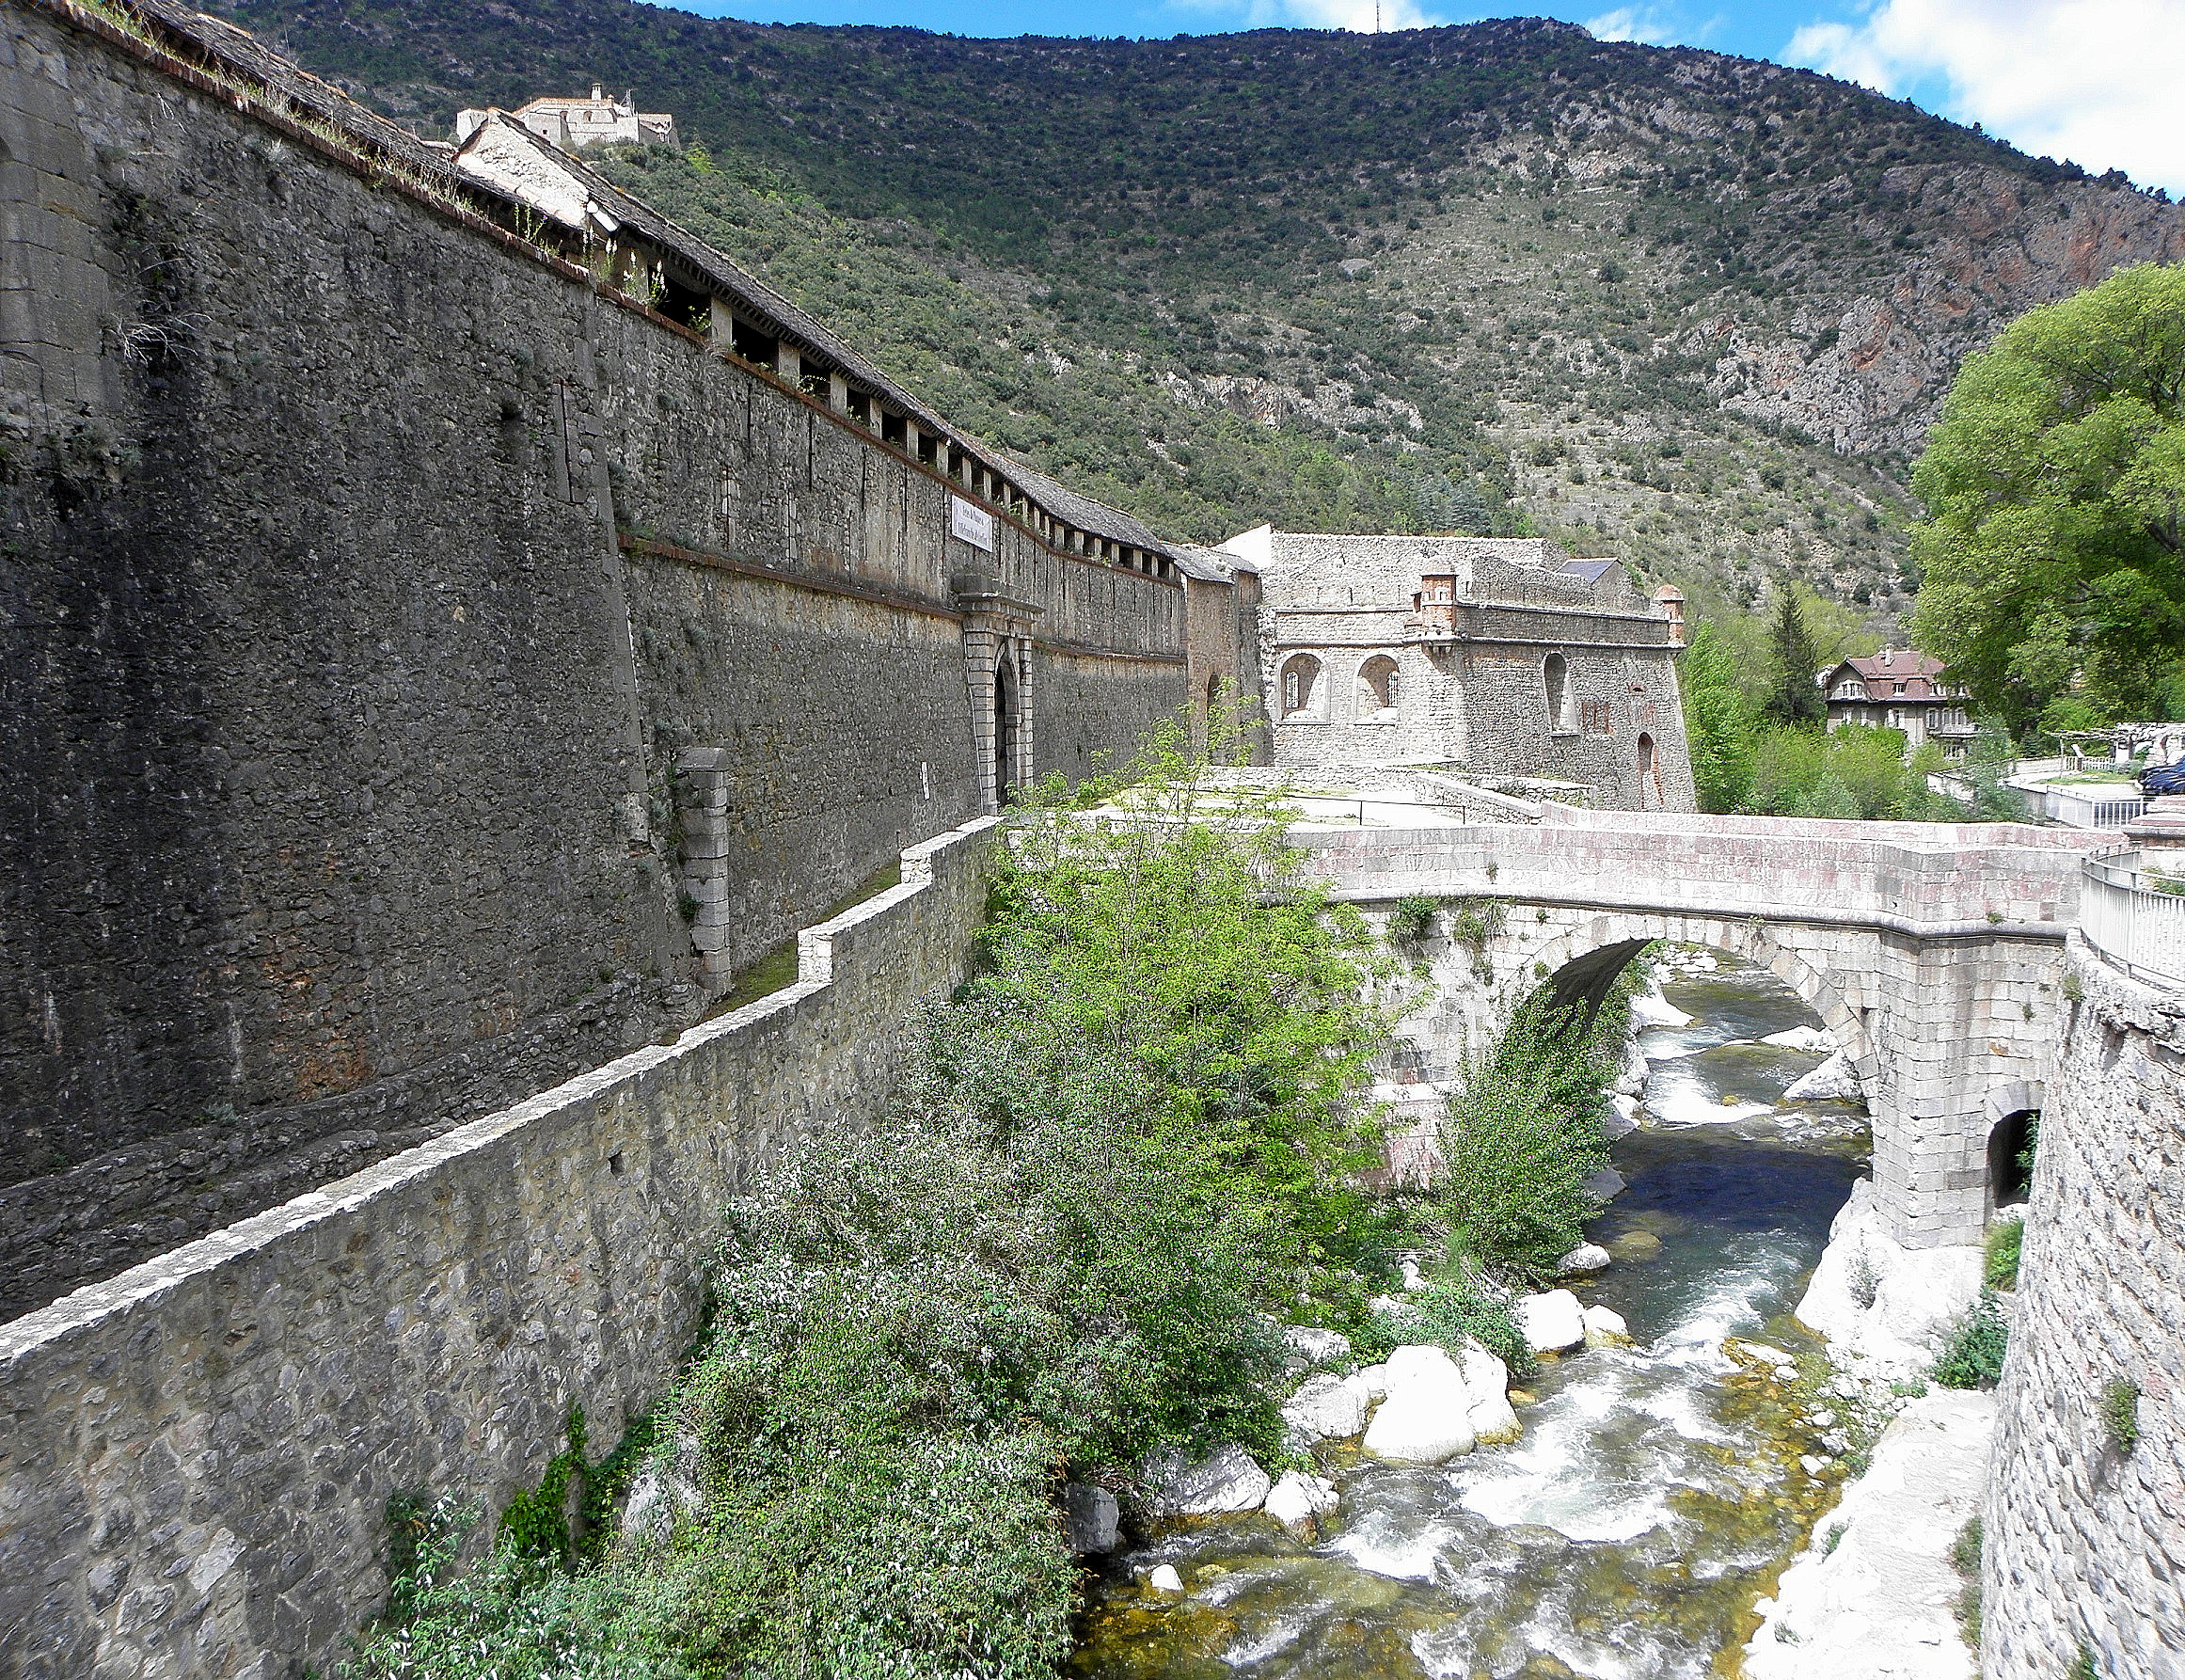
[1280,654,1322,719]
[1637,731,1660,808]
[1358,656,1400,720]
[1988,1109,2037,1209]
[993,652,1018,803]
[1544,652,1571,733]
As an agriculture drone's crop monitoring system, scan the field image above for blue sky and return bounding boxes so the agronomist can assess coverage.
[652,0,2185,196]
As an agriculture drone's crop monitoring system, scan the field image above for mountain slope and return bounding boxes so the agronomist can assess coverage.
[219,0,2185,627]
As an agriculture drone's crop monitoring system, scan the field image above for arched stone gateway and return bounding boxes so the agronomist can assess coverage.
[1299,810,2108,1248]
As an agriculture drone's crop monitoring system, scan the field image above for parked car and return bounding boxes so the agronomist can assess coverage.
[2139,763,2185,797]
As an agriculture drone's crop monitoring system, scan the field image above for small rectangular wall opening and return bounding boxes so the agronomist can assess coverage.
[730,318,776,370]
[659,273,711,333]
[881,410,908,447]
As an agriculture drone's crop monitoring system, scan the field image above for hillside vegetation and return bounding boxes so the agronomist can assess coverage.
[225,0,2185,628]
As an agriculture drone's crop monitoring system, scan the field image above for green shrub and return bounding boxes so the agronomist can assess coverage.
[1438,997,1613,1283]
[2100,1379,2141,1454]
[1352,1276,1535,1378]
[1387,894,1440,944]
[1932,1290,2010,1389]
[1985,1216,2023,1291]
[2069,1642,2100,1680]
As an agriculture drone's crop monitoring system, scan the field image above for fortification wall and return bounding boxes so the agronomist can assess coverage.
[0,0,1184,1316]
[1983,943,2185,1679]
[0,814,1000,1680]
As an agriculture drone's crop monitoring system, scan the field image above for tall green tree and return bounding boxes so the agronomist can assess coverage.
[1765,588,1826,726]
[1909,262,2185,735]
[1680,621,1758,812]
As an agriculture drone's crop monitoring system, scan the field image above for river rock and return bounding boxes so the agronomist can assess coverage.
[1784,1050,1861,1102]
[1514,1289,1588,1354]
[1610,1228,1663,1260]
[1354,1362,1392,1403]
[1629,986,1693,1029]
[1582,1305,1631,1347]
[1795,1181,1985,1370]
[1282,1371,1370,1442]
[1584,1165,1629,1201]
[1263,1470,1340,1537]
[1148,1563,1183,1594]
[1141,1444,1272,1516]
[1363,1350,1477,1465]
[1602,1093,1640,1138]
[1060,1482,1119,1554]
[1762,1026,1836,1054]
[1558,1243,1612,1276]
[1613,1040,1651,1097]
[1280,1324,1353,1373]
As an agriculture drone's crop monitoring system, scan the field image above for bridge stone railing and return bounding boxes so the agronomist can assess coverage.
[2079,850,2185,990]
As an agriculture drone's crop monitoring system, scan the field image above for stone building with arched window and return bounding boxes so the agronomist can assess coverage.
[1221,526,1697,812]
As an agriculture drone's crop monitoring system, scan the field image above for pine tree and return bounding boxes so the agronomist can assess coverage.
[1766,587,1826,727]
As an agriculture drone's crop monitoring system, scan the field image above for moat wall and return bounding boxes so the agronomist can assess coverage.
[1984,943,2185,1680]
[0,814,999,1680]
[0,0,1184,1317]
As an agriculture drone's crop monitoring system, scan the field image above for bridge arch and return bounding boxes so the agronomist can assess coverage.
[1502,909,1876,1088]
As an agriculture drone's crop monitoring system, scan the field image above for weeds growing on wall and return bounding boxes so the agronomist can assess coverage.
[2099,1380,2141,1455]
[345,701,1413,1680]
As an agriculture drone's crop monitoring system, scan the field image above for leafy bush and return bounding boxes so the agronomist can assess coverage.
[1931,1289,2010,1389]
[1438,997,1614,1283]
[1387,894,1440,945]
[1984,1215,2022,1291]
[1353,1276,1535,1378]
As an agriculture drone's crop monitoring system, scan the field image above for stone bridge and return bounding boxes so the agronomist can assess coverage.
[1294,806,2113,1248]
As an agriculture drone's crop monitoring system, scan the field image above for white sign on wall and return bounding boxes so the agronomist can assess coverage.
[950,495,995,552]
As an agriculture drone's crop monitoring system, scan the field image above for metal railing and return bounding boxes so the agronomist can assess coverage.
[2081,851,2185,989]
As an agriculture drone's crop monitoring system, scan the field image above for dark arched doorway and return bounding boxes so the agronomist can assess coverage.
[1987,1109,2036,1210]
[1637,732,1660,809]
[993,651,1018,804]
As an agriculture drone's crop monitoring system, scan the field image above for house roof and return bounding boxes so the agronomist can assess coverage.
[1825,650,1957,700]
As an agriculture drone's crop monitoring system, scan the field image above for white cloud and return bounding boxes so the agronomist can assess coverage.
[1584,6,1679,43]
[1785,0,2185,194]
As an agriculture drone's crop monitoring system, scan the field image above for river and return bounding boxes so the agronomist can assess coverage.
[1073,951,1870,1680]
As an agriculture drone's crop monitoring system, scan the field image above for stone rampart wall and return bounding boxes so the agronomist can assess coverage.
[0,0,1182,1314]
[0,814,1001,1680]
[1983,943,2185,1679]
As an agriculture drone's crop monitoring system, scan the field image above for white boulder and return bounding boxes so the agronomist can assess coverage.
[1603,1091,1640,1137]
[1794,1181,1985,1371]
[1263,1470,1340,1537]
[1762,1026,1836,1054]
[1141,1444,1272,1516]
[1582,1305,1630,1347]
[1613,1040,1651,1097]
[1363,1344,1477,1464]
[1281,1371,1370,1442]
[1399,1257,1426,1291]
[1148,1563,1183,1594]
[1629,986,1693,1029]
[1514,1289,1588,1354]
[1280,1324,1353,1372]
[1354,1362,1392,1403]
[1784,1050,1862,1102]
[1558,1243,1612,1276]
